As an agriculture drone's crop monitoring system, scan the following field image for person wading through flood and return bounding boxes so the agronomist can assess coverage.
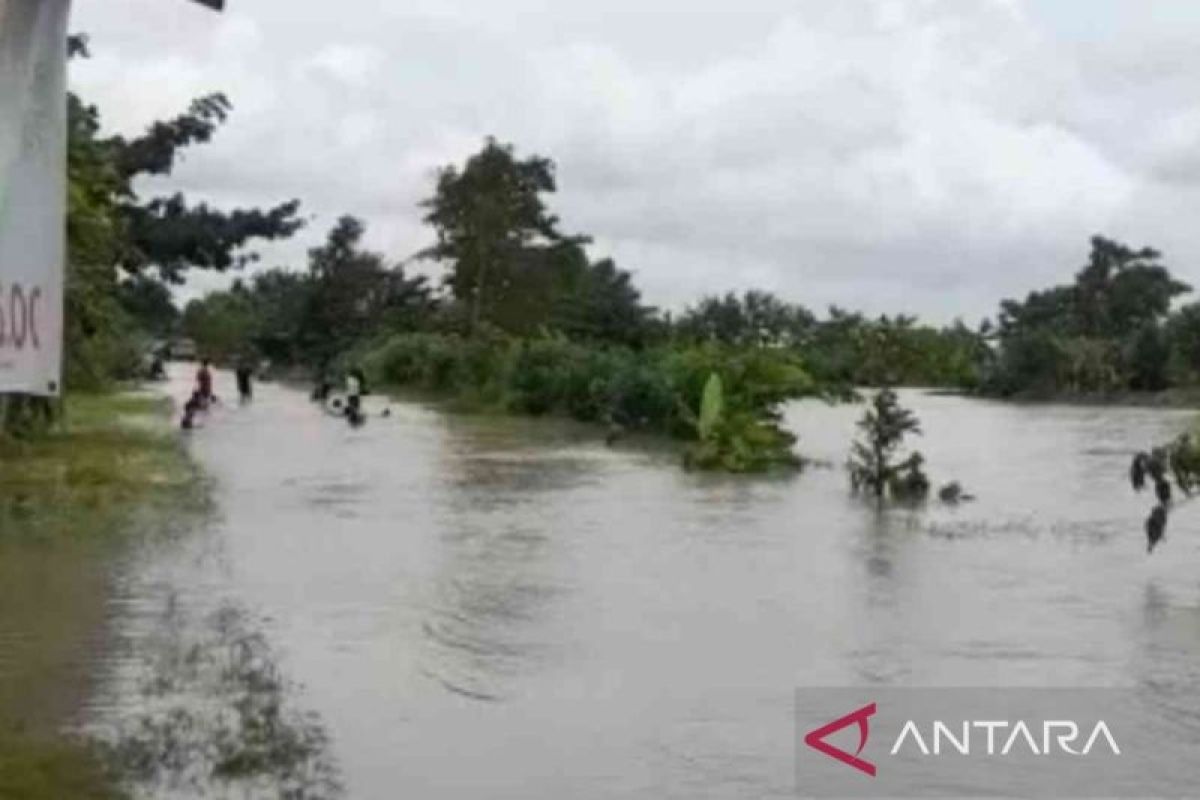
[181,390,204,430]
[345,367,366,426]
[196,358,215,407]
[235,356,255,403]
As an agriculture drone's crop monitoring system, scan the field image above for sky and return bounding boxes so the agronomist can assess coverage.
[69,0,1200,323]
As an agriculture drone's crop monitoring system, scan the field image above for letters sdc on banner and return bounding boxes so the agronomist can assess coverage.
[0,0,69,396]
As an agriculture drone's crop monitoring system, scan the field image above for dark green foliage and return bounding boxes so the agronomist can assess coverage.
[676,370,805,473]
[1127,323,1171,391]
[987,236,1195,396]
[122,194,302,283]
[302,216,434,366]
[419,139,653,341]
[677,290,815,347]
[1165,303,1200,385]
[181,286,257,362]
[676,293,988,389]
[181,217,435,366]
[1129,429,1200,553]
[848,388,928,500]
[116,275,179,339]
[357,332,815,471]
[58,40,303,396]
[109,94,231,180]
[420,138,570,333]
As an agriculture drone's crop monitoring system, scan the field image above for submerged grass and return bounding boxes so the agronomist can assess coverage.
[0,392,202,539]
[0,390,204,799]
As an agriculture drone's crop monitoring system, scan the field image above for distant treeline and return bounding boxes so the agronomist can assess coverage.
[171,141,992,392]
[986,236,1200,396]
[162,141,1200,403]
[56,36,1200,411]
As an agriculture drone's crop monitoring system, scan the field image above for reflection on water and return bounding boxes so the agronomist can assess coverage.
[87,372,1200,798]
[101,596,339,799]
[421,438,597,703]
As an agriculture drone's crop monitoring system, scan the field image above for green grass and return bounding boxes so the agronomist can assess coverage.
[0,393,202,539]
[0,390,201,799]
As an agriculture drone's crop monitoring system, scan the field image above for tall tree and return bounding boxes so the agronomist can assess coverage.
[420,138,585,332]
[989,236,1191,395]
[303,216,433,366]
[63,37,304,386]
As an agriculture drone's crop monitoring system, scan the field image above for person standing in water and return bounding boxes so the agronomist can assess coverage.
[235,356,254,403]
[345,367,366,425]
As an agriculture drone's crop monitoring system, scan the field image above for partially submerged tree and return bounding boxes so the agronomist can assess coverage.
[679,372,802,473]
[1129,432,1200,553]
[849,388,929,501]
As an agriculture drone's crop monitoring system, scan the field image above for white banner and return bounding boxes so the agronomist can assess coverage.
[0,0,69,396]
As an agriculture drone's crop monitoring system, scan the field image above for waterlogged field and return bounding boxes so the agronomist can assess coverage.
[1,390,348,798]
[0,393,202,798]
[75,369,1200,799]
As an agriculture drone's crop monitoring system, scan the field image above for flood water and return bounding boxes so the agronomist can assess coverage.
[88,367,1200,798]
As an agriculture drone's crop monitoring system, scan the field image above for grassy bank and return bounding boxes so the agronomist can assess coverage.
[0,391,204,800]
[353,331,823,472]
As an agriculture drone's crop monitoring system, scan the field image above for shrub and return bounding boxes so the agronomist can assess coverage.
[356,332,821,472]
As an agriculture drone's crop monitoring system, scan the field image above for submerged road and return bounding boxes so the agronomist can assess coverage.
[90,365,1200,798]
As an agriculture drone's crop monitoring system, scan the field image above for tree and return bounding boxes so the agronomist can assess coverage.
[181,287,257,361]
[1166,303,1200,384]
[117,274,179,338]
[420,138,585,333]
[1074,237,1188,339]
[302,216,434,367]
[553,257,656,346]
[61,38,305,389]
[848,388,928,500]
[247,269,316,365]
[988,236,1191,395]
[677,290,815,347]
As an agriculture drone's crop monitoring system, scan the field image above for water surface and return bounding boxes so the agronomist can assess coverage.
[92,370,1200,798]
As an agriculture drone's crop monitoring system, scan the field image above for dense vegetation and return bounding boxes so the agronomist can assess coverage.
[166,136,1200,469]
[985,237,1199,396]
[355,331,816,471]
[37,40,1200,464]
[1128,426,1200,553]
[175,138,996,468]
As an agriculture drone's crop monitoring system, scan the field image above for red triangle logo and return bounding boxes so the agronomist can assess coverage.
[803,702,877,777]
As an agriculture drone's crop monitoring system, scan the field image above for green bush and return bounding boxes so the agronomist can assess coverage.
[357,332,820,472]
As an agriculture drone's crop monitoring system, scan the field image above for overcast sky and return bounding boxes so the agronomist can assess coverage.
[70,0,1200,323]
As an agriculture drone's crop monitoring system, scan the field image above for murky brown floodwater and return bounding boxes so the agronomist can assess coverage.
[87,366,1200,798]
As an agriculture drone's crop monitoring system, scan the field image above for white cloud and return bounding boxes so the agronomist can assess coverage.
[308,43,383,88]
